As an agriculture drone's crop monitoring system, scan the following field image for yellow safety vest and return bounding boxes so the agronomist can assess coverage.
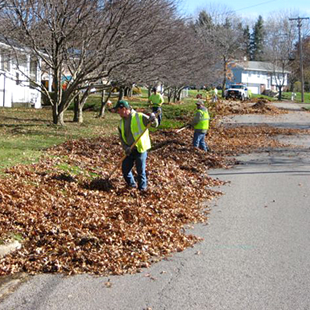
[119,112,151,153]
[194,109,210,130]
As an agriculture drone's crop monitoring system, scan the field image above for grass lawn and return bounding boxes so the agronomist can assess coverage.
[0,106,119,172]
[281,91,310,104]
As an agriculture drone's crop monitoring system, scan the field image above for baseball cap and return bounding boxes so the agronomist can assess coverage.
[113,100,130,110]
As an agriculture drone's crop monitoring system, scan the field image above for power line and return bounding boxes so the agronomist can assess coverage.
[289,17,310,103]
[230,0,278,13]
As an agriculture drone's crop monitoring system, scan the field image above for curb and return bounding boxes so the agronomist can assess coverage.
[0,241,24,301]
[0,241,21,258]
[0,273,28,301]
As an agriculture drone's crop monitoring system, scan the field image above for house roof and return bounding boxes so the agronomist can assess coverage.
[0,35,25,50]
[234,61,290,74]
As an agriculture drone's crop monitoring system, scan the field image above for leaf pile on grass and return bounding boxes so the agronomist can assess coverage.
[212,99,287,116]
[0,132,226,276]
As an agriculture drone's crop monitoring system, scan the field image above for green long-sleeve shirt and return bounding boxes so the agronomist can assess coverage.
[148,93,164,107]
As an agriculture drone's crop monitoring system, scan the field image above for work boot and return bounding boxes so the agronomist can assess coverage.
[139,188,149,196]
[126,183,137,189]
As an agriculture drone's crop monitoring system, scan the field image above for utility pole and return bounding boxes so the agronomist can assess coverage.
[289,17,309,103]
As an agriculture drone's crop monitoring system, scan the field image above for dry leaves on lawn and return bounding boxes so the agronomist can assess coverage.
[0,123,308,276]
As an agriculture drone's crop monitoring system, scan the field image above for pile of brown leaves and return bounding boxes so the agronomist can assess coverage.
[208,125,308,155]
[0,124,307,276]
[212,99,287,116]
[0,130,226,276]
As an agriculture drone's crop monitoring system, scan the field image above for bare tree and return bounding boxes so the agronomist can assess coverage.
[108,17,201,104]
[289,17,310,93]
[264,11,297,100]
[160,25,218,102]
[1,0,181,125]
[296,36,310,92]
[195,5,245,96]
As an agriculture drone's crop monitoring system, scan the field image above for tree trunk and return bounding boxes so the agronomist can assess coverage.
[73,95,83,123]
[73,95,79,122]
[56,110,65,126]
[98,88,112,118]
[52,105,58,124]
[166,88,172,103]
[127,87,132,97]
[176,87,184,101]
[278,86,282,101]
[52,104,65,126]
[124,86,132,97]
[72,88,90,123]
[222,59,227,98]
[173,87,177,103]
[118,87,124,100]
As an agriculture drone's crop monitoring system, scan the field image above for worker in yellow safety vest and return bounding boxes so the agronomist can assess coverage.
[148,87,164,125]
[113,100,158,191]
[190,100,210,151]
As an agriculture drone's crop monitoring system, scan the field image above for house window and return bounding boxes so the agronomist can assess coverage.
[0,49,10,71]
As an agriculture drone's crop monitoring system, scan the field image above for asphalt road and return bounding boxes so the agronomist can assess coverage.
[1,102,310,310]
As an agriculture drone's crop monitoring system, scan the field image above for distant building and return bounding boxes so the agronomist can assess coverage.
[230,61,289,95]
[0,39,41,108]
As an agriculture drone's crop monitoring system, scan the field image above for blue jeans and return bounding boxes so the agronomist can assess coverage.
[152,107,162,125]
[193,130,208,151]
[122,148,147,190]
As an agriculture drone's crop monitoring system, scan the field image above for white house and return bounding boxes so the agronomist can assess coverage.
[230,61,289,95]
[0,39,41,108]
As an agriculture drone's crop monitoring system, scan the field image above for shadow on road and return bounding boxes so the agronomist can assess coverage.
[225,122,310,129]
[210,170,310,176]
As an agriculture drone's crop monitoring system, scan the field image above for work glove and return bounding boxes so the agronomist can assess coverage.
[149,112,156,122]
[125,147,131,156]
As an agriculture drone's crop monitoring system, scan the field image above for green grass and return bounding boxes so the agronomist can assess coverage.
[250,93,277,101]
[0,232,23,244]
[252,91,310,104]
[82,90,198,129]
[0,106,119,172]
[282,91,310,103]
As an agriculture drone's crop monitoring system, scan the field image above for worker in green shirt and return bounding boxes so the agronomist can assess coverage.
[148,87,164,125]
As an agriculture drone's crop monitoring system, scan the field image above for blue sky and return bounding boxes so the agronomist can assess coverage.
[178,0,310,19]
